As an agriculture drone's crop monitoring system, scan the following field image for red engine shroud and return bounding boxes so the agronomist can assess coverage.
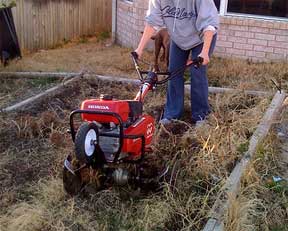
[122,115,155,157]
[81,99,130,124]
[80,98,154,158]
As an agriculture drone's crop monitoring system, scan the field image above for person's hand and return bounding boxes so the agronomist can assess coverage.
[134,48,143,60]
[198,51,210,65]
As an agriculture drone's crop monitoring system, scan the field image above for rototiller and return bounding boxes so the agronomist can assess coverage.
[63,52,203,195]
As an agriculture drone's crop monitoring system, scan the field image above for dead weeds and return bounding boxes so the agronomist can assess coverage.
[0,77,61,109]
[0,38,287,230]
[224,130,288,231]
[1,36,287,92]
[0,75,270,230]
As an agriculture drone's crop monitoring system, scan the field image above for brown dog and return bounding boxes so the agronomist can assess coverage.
[151,28,170,72]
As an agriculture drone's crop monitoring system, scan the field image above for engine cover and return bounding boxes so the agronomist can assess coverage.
[81,99,130,124]
[123,115,155,157]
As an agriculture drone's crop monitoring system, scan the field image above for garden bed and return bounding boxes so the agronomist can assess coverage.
[0,76,61,109]
[0,76,270,230]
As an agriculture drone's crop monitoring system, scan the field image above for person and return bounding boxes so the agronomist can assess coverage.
[135,0,219,125]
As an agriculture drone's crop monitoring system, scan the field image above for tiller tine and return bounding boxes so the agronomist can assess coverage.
[63,155,88,196]
[64,158,76,175]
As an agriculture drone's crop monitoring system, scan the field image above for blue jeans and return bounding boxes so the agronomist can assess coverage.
[163,34,217,122]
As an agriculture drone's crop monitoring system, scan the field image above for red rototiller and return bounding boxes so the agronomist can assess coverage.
[63,52,203,195]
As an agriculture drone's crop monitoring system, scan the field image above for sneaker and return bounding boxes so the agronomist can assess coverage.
[194,119,206,128]
[159,118,172,125]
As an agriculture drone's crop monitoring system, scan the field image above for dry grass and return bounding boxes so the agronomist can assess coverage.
[0,77,61,108]
[0,37,137,77]
[208,57,288,91]
[0,75,271,231]
[0,37,287,230]
[224,129,288,231]
[1,36,287,92]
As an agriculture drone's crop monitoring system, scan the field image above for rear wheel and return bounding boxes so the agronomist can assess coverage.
[75,122,99,164]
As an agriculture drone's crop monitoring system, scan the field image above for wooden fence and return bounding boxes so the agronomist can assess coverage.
[10,0,112,51]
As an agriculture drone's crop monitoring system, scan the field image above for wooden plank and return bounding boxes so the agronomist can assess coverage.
[73,0,76,38]
[204,219,224,231]
[48,2,52,47]
[0,72,79,78]
[112,0,116,41]
[63,0,66,40]
[20,0,24,50]
[203,91,286,231]
[24,0,28,49]
[1,75,82,112]
[42,1,46,48]
[69,1,73,39]
[79,0,83,35]
[0,72,272,97]
[11,0,112,51]
[106,0,112,29]
[57,0,61,43]
[45,2,48,48]
[36,1,40,49]
[78,0,81,35]
[184,85,271,97]
[88,0,91,34]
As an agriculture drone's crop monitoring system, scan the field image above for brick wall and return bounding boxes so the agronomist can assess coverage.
[116,0,288,61]
[116,0,148,49]
[216,16,288,61]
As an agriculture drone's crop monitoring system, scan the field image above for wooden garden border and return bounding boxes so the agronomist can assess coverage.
[203,90,286,231]
[0,72,270,97]
[0,71,271,111]
[0,72,80,79]
[1,73,82,112]
[0,72,272,112]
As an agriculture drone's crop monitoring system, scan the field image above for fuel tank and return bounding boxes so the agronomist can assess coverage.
[81,98,130,124]
[81,95,143,124]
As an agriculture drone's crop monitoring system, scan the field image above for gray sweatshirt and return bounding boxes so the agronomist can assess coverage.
[146,0,219,50]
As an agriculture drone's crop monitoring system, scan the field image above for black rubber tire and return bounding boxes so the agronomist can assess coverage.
[75,122,99,164]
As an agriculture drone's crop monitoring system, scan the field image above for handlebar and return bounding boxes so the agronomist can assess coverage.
[130,51,139,61]
[130,51,204,85]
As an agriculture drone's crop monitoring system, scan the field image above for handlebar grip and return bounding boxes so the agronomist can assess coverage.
[131,51,139,60]
[194,56,204,64]
[192,56,204,68]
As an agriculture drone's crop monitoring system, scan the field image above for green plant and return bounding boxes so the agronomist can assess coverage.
[29,78,58,88]
[270,225,288,231]
[0,0,16,9]
[97,31,110,41]
[265,178,288,194]
[79,36,88,44]
[237,141,249,154]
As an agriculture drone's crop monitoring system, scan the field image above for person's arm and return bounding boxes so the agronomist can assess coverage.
[195,0,219,65]
[199,30,214,65]
[135,24,156,59]
[135,0,163,59]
